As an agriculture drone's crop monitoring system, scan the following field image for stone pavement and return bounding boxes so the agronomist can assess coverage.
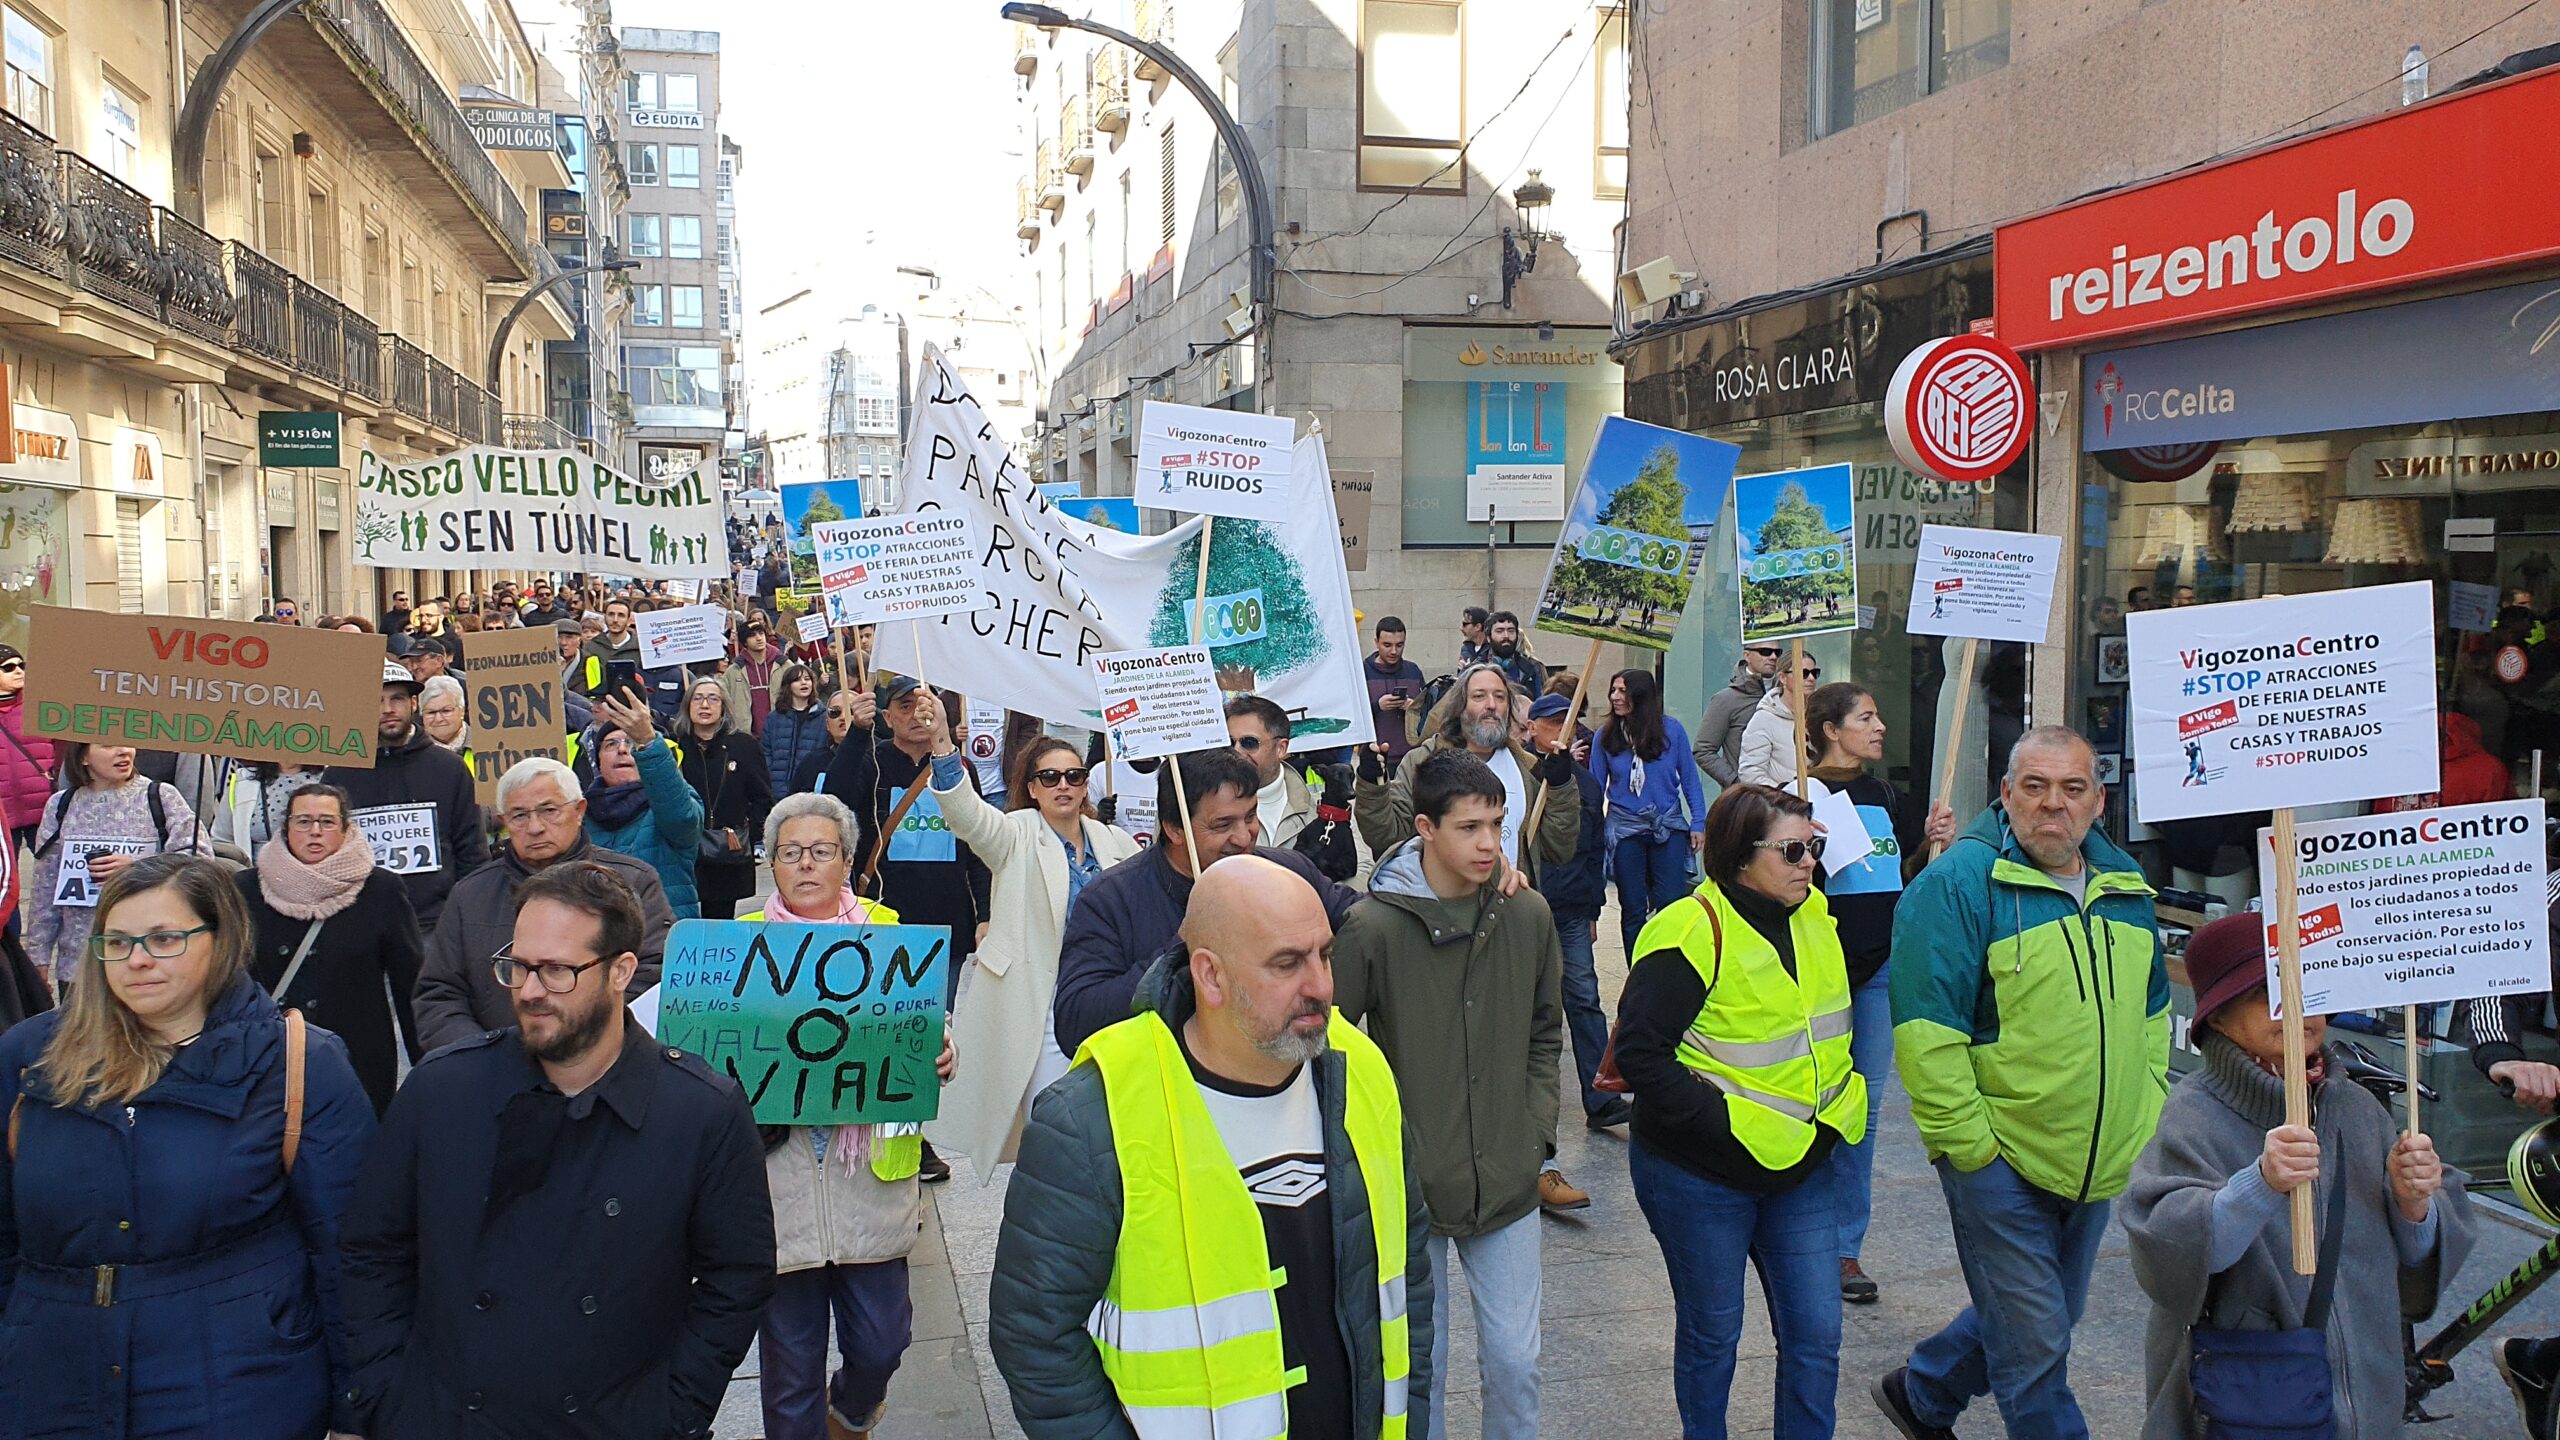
[715,906,2560,1438]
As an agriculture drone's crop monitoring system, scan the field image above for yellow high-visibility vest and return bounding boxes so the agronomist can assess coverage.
[742,896,917,1182]
[1633,879,1866,1169]
[1077,1009,1411,1439]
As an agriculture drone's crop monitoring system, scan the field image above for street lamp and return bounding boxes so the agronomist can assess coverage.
[485,256,640,394]
[999,2,1277,389]
[1500,169,1555,310]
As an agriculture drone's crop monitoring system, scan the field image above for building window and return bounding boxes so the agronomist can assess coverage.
[664,73,699,112]
[856,393,896,431]
[1157,122,1177,247]
[715,218,732,264]
[624,71,658,109]
[100,78,141,183]
[1358,0,1463,191]
[667,145,700,188]
[668,214,702,258]
[1118,170,1133,278]
[1215,54,1243,227]
[1812,0,2009,138]
[305,188,338,290]
[627,213,661,257]
[624,344,722,409]
[671,285,703,328]
[1595,7,1629,199]
[628,142,659,186]
[632,284,664,326]
[4,7,51,134]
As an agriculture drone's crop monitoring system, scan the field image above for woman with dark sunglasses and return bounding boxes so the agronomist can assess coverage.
[1614,783,1865,1440]
[924,729,1139,1183]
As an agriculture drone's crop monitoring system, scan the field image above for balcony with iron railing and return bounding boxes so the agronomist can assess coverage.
[342,308,381,402]
[1133,0,1173,77]
[1013,23,1039,75]
[385,335,429,423]
[504,413,579,451]
[1036,140,1065,210]
[1017,178,1044,240]
[1091,52,1130,134]
[428,356,462,434]
[290,279,345,390]
[224,242,292,366]
[1062,95,1094,177]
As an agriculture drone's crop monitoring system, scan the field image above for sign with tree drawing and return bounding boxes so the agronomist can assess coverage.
[1736,463,1860,644]
[1532,417,1742,651]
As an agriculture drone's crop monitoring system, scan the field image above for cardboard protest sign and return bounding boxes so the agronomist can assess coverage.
[636,604,728,668]
[353,445,722,581]
[812,513,983,627]
[888,348,1373,744]
[964,698,1010,800]
[51,838,151,907]
[1533,417,1741,651]
[24,606,382,768]
[1135,399,1297,522]
[796,612,830,644]
[353,803,441,875]
[657,919,951,1125]
[1095,647,1229,760]
[2258,800,2550,1015]
[1906,525,2062,644]
[2124,582,2437,823]
[1333,468,1374,571]
[1736,464,1860,644]
[736,566,760,597]
[461,627,566,805]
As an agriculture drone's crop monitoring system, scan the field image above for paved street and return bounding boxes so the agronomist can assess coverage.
[714,904,2560,1438]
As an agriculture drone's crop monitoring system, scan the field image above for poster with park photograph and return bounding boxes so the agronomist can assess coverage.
[779,479,861,588]
[1736,463,1860,644]
[1531,416,1741,651]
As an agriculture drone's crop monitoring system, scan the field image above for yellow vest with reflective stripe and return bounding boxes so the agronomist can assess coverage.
[1078,1009,1411,1440]
[1633,879,1866,1168]
[742,897,920,1183]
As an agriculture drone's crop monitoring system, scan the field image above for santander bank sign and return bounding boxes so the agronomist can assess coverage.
[1995,66,2560,352]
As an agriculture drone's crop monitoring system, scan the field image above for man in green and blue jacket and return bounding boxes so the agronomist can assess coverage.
[1873,727,2167,1440]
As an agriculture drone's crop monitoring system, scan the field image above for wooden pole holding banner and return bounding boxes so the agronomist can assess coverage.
[2405,1003,2422,1136]
[1161,512,1216,879]
[2269,806,2318,1275]
[1790,637,1810,799]
[1929,636,1982,860]
[1524,636,1605,841]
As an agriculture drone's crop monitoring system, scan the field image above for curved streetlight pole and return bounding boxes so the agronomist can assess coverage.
[485,258,638,395]
[173,0,308,226]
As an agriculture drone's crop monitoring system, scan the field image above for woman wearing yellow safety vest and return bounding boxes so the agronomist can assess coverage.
[745,790,956,1440]
[1615,783,1866,1440]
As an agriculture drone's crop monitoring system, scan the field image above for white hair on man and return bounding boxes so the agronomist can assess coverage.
[496,755,584,811]
[762,790,860,858]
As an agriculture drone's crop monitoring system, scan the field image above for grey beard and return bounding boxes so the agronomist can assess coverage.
[1464,713,1510,751]
[1257,1021,1331,1066]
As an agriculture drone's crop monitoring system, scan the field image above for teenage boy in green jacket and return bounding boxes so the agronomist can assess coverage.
[1873,726,2167,1440]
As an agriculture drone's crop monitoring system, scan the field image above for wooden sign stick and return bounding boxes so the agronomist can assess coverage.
[1524,636,1604,841]
[2270,806,2318,1274]
[1790,637,1810,799]
[2405,1003,2422,1137]
[1930,636,1982,860]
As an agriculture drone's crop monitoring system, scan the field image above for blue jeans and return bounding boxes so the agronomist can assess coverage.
[1629,1138,1841,1440]
[1903,1157,2111,1440]
[1555,909,1612,1116]
[758,1259,913,1440]
[1824,966,1894,1259]
[1612,833,1693,957]
[1425,1211,1542,1440]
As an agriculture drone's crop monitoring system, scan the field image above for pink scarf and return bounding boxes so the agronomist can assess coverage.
[254,833,378,920]
[766,884,905,1173]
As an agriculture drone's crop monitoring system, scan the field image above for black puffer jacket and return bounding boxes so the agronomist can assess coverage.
[678,723,772,865]
[988,951,1433,1439]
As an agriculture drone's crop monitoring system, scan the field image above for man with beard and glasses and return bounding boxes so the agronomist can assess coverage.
[991,856,1432,1440]
[1481,611,1546,698]
[339,861,774,1439]
[1356,663,1578,884]
[322,659,487,931]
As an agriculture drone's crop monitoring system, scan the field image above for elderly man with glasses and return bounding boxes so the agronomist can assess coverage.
[410,756,675,1051]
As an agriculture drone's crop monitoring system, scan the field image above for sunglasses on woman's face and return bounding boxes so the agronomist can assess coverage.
[1753,835,1828,867]
[1031,767,1091,788]
[0,660,22,674]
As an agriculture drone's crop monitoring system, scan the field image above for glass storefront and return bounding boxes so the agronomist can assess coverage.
[0,480,70,649]
[1401,326,1621,549]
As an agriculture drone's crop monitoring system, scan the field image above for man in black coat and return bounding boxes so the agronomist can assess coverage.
[340,860,773,1440]
[323,661,488,931]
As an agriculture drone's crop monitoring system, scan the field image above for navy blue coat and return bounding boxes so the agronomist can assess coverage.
[0,978,376,1439]
[1532,759,1609,919]
[760,702,831,797]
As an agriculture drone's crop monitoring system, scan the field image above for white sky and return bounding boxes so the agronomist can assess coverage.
[609,0,1029,310]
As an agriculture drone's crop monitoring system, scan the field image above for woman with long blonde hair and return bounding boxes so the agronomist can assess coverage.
[0,854,375,1437]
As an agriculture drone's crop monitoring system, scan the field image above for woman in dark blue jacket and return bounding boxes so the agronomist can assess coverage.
[761,663,832,796]
[0,854,376,1440]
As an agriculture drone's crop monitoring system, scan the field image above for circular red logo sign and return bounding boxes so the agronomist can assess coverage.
[2499,645,2530,683]
[1885,335,2034,484]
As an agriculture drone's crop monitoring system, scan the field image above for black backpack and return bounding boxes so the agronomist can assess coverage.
[34,781,172,858]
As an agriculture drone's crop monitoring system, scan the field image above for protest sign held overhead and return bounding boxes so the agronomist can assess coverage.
[812,512,983,627]
[635,604,729,668]
[24,607,382,767]
[1135,399,1298,523]
[353,445,722,581]
[657,919,950,1126]
[796,611,830,644]
[1094,647,1230,761]
[461,627,566,806]
[2257,800,2550,1016]
[1736,464,1861,645]
[884,348,1373,744]
[1906,525,2063,644]
[2124,581,2437,823]
[1531,416,1741,652]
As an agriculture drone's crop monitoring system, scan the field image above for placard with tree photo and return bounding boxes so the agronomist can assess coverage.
[1735,463,1860,644]
[1531,416,1741,651]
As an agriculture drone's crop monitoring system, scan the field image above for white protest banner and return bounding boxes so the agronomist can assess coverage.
[795,612,829,644]
[1803,779,1880,880]
[964,698,1010,800]
[2124,581,2438,824]
[1135,399,1297,522]
[2257,800,2550,1015]
[1114,786,1160,847]
[2450,580,2498,634]
[353,445,722,581]
[351,803,441,875]
[736,566,761,597]
[52,838,152,906]
[886,348,1373,746]
[1906,525,2062,644]
[636,604,729,668]
[1095,647,1229,761]
[812,513,983,627]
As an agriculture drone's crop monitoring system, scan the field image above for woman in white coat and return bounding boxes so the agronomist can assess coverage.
[924,717,1139,1182]
[1736,649,1822,790]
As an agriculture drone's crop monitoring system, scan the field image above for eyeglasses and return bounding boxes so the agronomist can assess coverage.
[92,925,214,961]
[775,841,845,865]
[287,815,344,833]
[491,946,610,993]
[0,660,23,673]
[503,802,574,828]
[1753,836,1828,867]
[1031,767,1092,788]
[1745,647,1783,659]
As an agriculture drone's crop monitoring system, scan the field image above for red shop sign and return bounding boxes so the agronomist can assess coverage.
[1993,66,2560,352]
[1883,334,2032,483]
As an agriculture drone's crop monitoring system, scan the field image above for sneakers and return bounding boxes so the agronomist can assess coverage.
[826,1401,886,1439]
[1872,1366,1956,1440]
[1840,1256,1879,1305]
[2499,1338,2559,1440]
[1537,1168,1591,1211]
[917,1138,952,1185]
[1585,1097,1635,1130]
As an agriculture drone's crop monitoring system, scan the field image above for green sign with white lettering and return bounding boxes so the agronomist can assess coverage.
[258,411,341,467]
